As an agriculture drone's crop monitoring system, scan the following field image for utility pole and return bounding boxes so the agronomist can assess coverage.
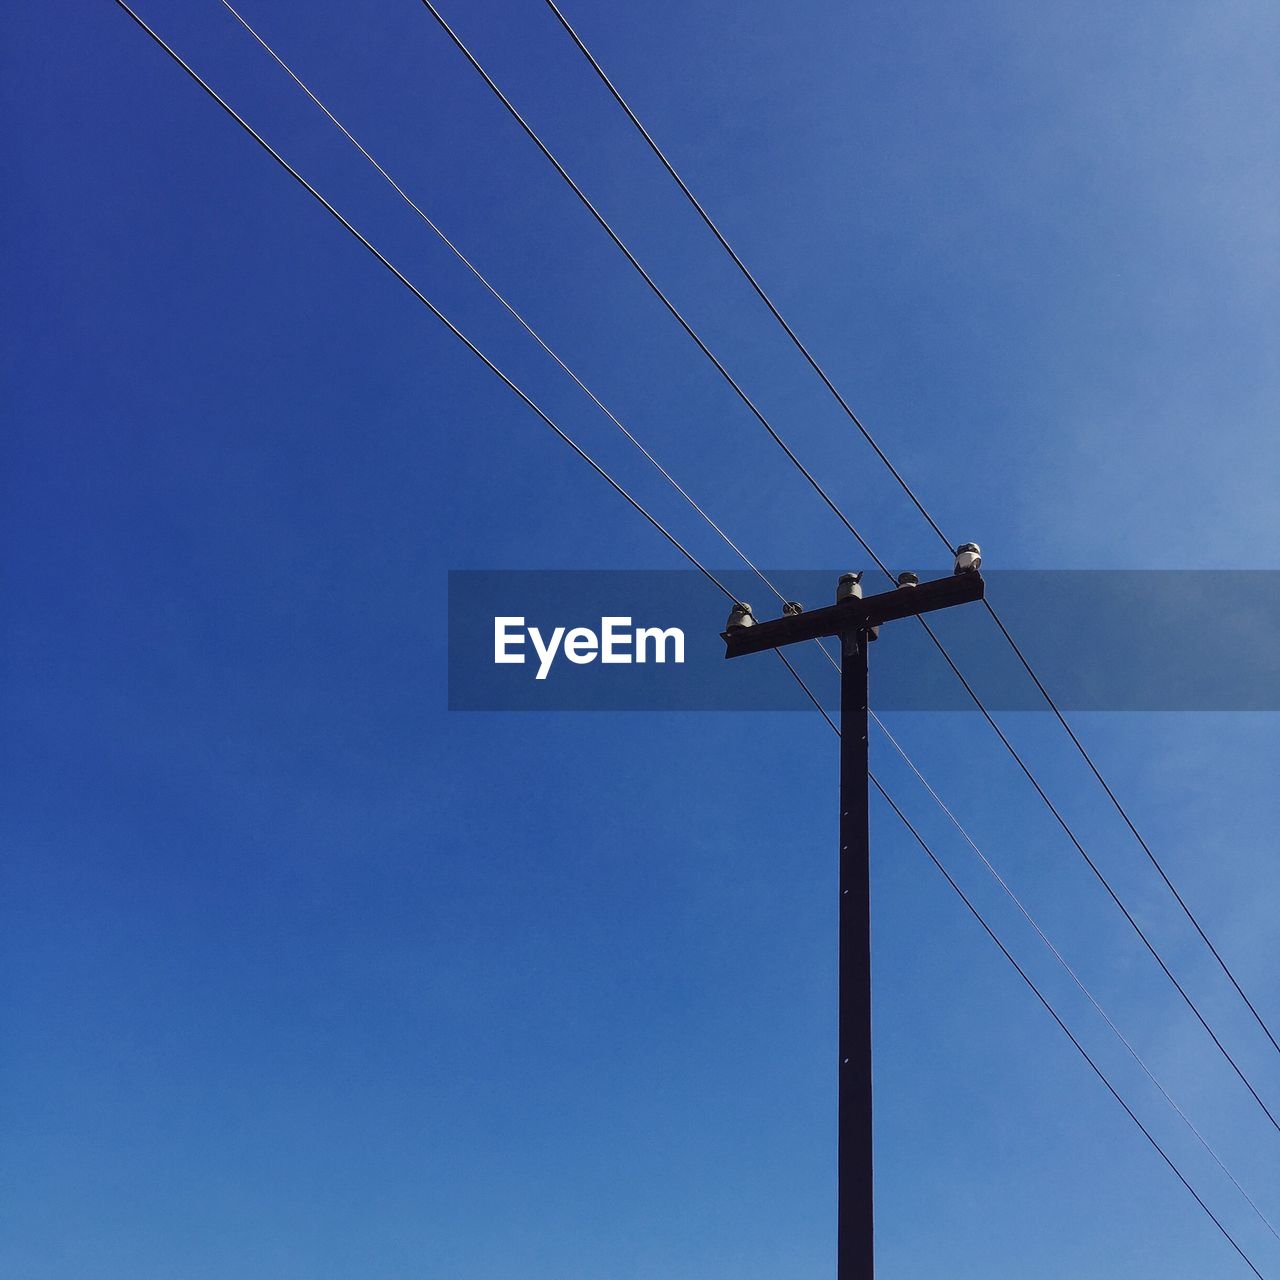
[722,553,984,1279]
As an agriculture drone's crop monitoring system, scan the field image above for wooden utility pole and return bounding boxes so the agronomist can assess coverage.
[722,565,985,1279]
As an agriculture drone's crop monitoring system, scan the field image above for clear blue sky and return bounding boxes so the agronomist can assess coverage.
[4,1,1279,1276]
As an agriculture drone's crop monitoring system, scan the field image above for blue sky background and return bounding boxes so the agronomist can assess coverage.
[3,1,1279,1276]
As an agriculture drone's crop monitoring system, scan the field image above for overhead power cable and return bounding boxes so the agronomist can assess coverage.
[413,0,1280,1137]
[913,610,1280,1136]
[985,604,1280,1062]
[812,637,1280,1160]
[537,0,950,549]
[789,635,1272,1234]
[108,0,735,610]
[218,0,788,613]
[206,20,1275,1215]
[415,0,893,580]
[869,774,1266,1280]
[776,649,839,735]
[795,640,1275,1226]
[773,675,1264,1274]
[539,0,1280,1064]
[872,709,1280,1242]
[113,10,1269,1262]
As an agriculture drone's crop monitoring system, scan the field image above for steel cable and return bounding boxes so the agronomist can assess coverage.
[415,0,1280,1127]
[109,7,1271,1266]
[539,0,1280,1064]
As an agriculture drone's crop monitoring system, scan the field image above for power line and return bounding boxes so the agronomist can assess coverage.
[108,0,736,610]
[781,656,1268,1274]
[415,0,893,580]
[116,0,821,790]
[230,5,1273,1191]
[537,0,951,550]
[753,653,1269,1274]
[776,648,839,735]
[914,610,1280,1136]
[411,0,1280,1137]
[815,637,1279,1227]
[824,618,1280,1142]
[775,612,1275,1242]
[111,11,1270,1262]
[872,709,1280,1242]
[784,589,1279,1207]
[217,11,849,769]
[217,0,789,613]
[813,639,1280,1179]
[539,0,1280,1065]
[870,774,1266,1280]
[984,601,1280,1060]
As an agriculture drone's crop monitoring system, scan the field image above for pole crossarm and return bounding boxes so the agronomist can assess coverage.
[722,571,985,658]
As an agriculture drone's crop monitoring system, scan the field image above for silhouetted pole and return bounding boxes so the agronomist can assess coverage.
[838,626,873,1277]
[722,563,984,1279]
